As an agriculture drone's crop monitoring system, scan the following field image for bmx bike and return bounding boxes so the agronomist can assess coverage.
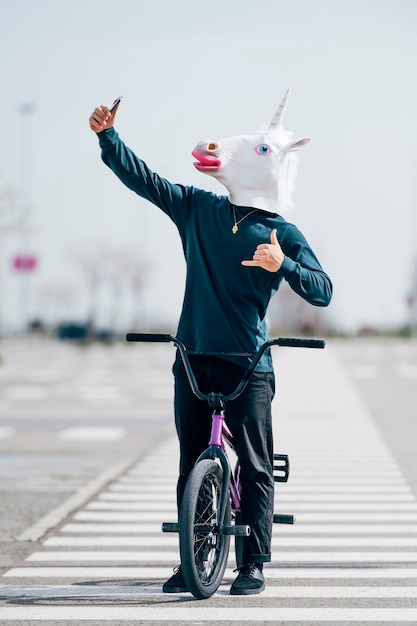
[126,333,325,599]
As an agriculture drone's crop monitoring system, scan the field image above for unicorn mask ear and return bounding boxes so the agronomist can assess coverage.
[286,136,311,152]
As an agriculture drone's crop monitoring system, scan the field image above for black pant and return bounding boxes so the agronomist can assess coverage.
[173,352,276,565]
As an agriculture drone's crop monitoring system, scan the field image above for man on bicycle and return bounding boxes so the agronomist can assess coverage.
[89,94,332,595]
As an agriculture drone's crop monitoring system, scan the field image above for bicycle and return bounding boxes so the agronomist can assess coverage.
[126,332,325,599]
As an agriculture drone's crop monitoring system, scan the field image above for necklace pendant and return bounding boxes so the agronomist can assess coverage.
[232,224,238,234]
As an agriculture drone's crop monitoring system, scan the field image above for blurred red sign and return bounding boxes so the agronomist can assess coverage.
[12,255,38,272]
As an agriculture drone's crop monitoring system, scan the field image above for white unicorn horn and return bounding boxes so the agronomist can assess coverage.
[267,88,291,134]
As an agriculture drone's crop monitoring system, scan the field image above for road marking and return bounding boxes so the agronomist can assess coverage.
[58,522,417,534]
[100,483,412,495]
[0,426,13,439]
[73,510,417,522]
[1,606,417,621]
[1,584,417,598]
[88,490,417,510]
[58,427,126,441]
[43,535,417,548]
[86,500,417,511]
[78,385,121,400]
[397,363,417,379]
[5,566,417,579]
[6,386,47,399]
[24,550,417,563]
[350,364,379,379]
[60,523,163,533]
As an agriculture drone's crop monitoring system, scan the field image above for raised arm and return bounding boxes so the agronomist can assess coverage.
[88,101,194,227]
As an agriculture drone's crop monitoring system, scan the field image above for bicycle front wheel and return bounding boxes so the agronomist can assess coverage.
[179,459,231,599]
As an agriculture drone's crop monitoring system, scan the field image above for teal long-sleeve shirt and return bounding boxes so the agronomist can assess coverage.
[98,127,332,371]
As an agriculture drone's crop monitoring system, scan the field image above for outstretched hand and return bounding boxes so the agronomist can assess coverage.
[241,229,285,272]
[89,99,121,133]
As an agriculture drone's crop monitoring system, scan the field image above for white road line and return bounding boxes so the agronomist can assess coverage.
[0,426,13,439]
[86,501,176,511]
[59,522,417,534]
[109,472,405,486]
[25,550,417,563]
[73,511,417,522]
[85,501,417,511]
[99,484,413,496]
[1,606,417,621]
[58,427,126,441]
[1,584,417,598]
[60,523,163,533]
[78,386,121,400]
[397,363,417,379]
[278,503,417,510]
[97,490,181,500]
[6,386,47,399]
[43,535,417,548]
[5,566,417,579]
[350,364,379,379]
[282,477,408,484]
[94,492,416,503]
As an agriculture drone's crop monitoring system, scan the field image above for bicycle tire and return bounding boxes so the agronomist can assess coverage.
[179,459,231,599]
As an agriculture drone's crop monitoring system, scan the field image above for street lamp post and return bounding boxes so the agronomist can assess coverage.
[15,102,37,333]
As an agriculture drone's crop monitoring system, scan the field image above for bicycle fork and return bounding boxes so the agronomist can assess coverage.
[162,409,250,538]
[197,411,250,538]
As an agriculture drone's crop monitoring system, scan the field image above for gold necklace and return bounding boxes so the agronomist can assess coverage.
[232,206,258,234]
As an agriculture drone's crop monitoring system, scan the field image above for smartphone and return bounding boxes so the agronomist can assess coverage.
[110,96,123,112]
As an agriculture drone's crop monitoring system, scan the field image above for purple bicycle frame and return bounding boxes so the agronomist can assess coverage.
[209,410,241,513]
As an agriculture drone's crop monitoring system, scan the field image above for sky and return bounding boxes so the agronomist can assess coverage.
[0,0,416,334]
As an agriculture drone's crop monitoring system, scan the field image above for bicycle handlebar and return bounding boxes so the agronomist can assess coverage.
[273,337,325,349]
[126,333,325,405]
[127,333,174,343]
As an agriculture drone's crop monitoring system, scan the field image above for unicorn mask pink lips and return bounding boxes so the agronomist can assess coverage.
[192,149,221,171]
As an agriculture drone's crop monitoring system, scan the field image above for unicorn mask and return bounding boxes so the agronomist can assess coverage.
[192,89,310,213]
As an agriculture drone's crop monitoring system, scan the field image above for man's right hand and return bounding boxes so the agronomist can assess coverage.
[89,100,120,133]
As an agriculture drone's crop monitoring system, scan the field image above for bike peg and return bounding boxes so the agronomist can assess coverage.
[162,522,179,533]
[273,514,296,525]
[220,524,251,536]
[273,453,290,483]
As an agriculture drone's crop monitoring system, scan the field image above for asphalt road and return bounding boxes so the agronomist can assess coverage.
[332,338,417,497]
[0,336,416,624]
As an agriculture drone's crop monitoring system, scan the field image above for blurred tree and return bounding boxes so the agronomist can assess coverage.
[268,281,332,336]
[406,257,417,334]
[67,241,148,336]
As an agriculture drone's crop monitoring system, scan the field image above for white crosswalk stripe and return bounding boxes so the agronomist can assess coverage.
[0,427,14,439]
[1,346,417,623]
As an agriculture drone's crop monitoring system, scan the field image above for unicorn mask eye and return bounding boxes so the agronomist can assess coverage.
[255,143,271,155]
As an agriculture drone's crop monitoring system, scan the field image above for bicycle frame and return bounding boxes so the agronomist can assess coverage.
[195,409,242,531]
[126,332,324,531]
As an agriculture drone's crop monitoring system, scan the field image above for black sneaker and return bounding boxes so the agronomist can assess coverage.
[162,565,189,593]
[230,563,265,595]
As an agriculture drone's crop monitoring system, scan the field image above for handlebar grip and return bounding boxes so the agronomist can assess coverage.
[126,333,173,343]
[276,338,325,349]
